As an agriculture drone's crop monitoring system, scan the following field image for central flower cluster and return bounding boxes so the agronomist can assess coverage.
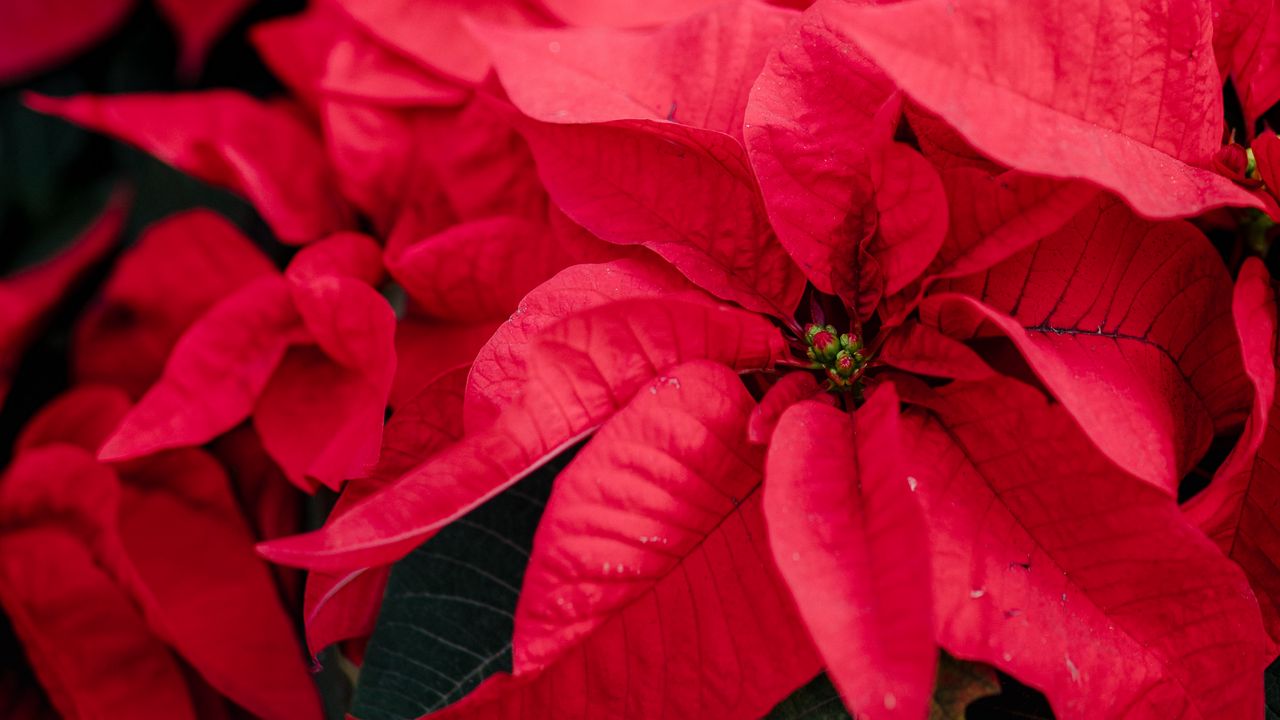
[804,323,864,390]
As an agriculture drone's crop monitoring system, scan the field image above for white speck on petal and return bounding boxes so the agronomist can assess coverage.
[969,588,986,599]
[1065,654,1081,683]
[603,562,611,573]
[791,552,801,562]
[907,475,918,492]
[1002,651,1013,662]
[883,693,897,710]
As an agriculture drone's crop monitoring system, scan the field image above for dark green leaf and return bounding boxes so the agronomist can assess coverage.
[1266,655,1279,720]
[765,673,852,720]
[351,452,575,720]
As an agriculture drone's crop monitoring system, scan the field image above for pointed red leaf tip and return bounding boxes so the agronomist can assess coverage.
[749,371,834,444]
[457,361,820,718]
[0,0,134,82]
[96,276,304,464]
[74,209,276,399]
[1184,258,1280,648]
[902,377,1267,718]
[333,0,553,85]
[152,0,254,80]
[833,0,1263,219]
[765,385,936,720]
[922,196,1250,492]
[745,0,947,299]
[0,188,129,408]
[464,256,703,432]
[388,215,623,324]
[473,4,808,318]
[249,3,346,111]
[258,297,785,571]
[24,91,350,244]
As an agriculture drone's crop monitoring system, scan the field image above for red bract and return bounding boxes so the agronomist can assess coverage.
[0,0,133,81]
[1,386,321,719]
[902,378,1266,718]
[73,209,277,398]
[98,232,396,491]
[25,91,351,245]
[835,0,1262,219]
[922,196,1251,490]
[1184,258,1280,649]
[9,0,1280,717]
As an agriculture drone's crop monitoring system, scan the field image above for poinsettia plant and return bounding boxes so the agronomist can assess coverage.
[3,0,1280,718]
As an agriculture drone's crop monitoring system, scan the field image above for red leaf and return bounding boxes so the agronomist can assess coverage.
[320,22,468,107]
[0,0,134,82]
[153,0,254,79]
[1183,258,1280,647]
[462,361,820,717]
[516,120,805,318]
[98,276,306,462]
[370,366,468,484]
[477,5,807,318]
[25,91,350,244]
[0,519,197,719]
[320,103,438,231]
[249,3,346,111]
[388,216,621,323]
[868,143,949,294]
[921,197,1249,491]
[259,297,785,570]
[254,239,396,489]
[0,189,128,407]
[10,390,320,718]
[835,0,1262,218]
[901,378,1267,718]
[253,345,387,491]
[115,449,323,720]
[1253,131,1280,204]
[746,1,945,298]
[747,371,832,444]
[211,426,304,602]
[333,0,552,85]
[464,257,702,432]
[876,321,994,381]
[764,385,935,719]
[903,103,1003,174]
[926,169,1099,283]
[1211,0,1280,129]
[393,318,501,409]
[476,3,795,140]
[73,210,276,398]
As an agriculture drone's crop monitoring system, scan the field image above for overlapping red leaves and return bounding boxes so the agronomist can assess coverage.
[4,0,1280,718]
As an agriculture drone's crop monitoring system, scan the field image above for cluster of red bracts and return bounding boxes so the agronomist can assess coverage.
[4,0,1280,718]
